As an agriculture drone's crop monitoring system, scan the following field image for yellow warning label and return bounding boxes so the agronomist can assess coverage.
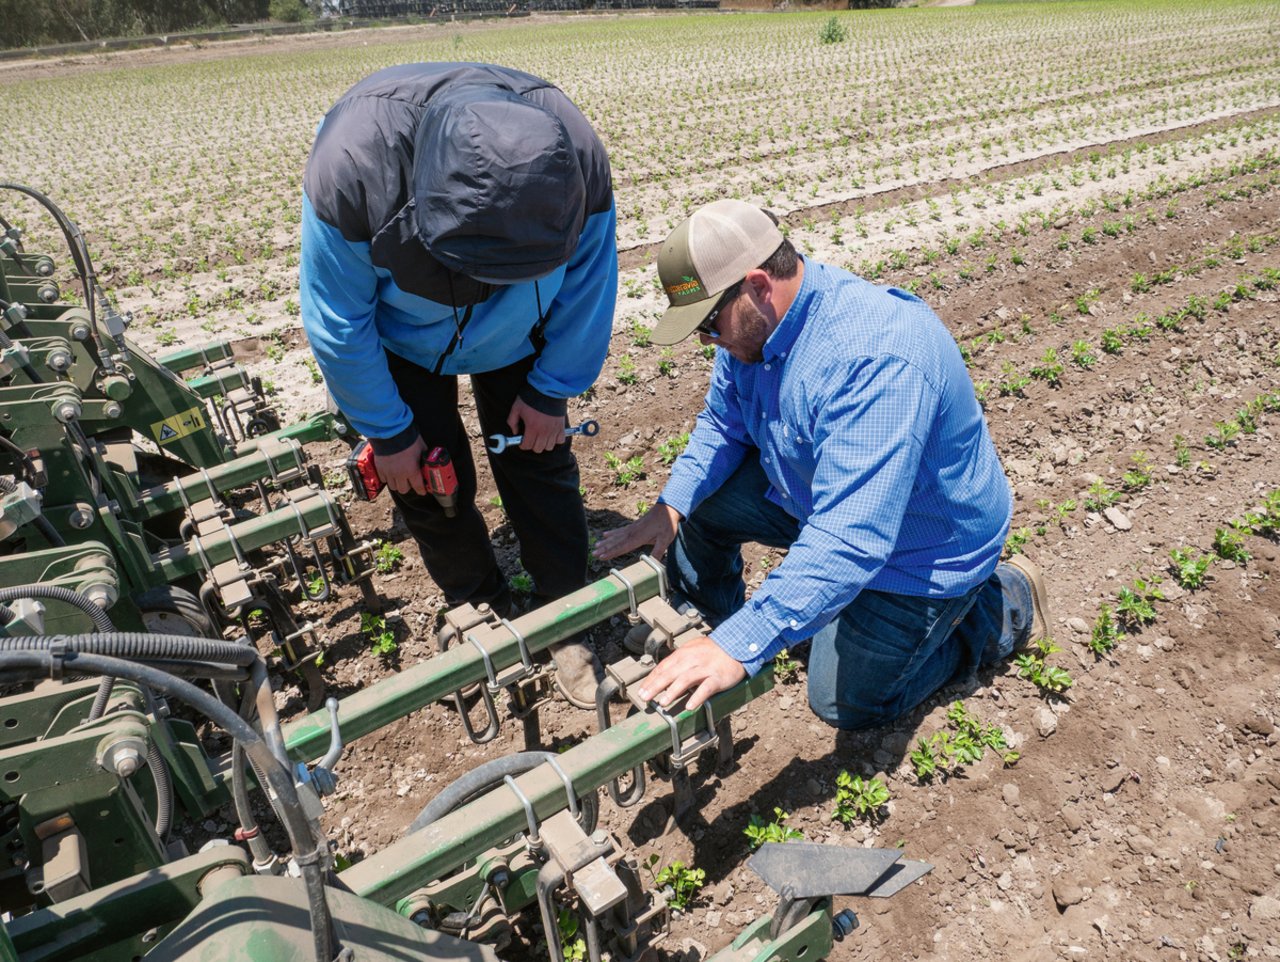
[151,407,206,445]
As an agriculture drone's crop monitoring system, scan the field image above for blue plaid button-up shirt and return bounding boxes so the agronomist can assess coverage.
[658,259,1012,676]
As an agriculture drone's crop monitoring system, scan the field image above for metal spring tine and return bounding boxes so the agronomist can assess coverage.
[596,677,646,808]
[455,685,501,745]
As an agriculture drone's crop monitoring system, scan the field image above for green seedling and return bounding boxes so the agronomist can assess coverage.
[744,807,804,849]
[305,572,325,597]
[657,347,676,377]
[604,452,645,488]
[1084,479,1121,512]
[1122,451,1152,491]
[657,433,690,465]
[1053,499,1078,526]
[557,909,586,962]
[997,361,1030,397]
[1089,604,1122,656]
[374,540,404,574]
[1070,340,1096,368]
[1205,420,1240,449]
[1100,328,1124,354]
[629,319,652,347]
[911,702,1015,783]
[1014,637,1073,694]
[1169,547,1211,590]
[648,857,705,912]
[772,648,800,682]
[1115,577,1162,628]
[832,772,889,824]
[1173,434,1191,468]
[1030,348,1064,385]
[1004,527,1032,556]
[616,355,639,385]
[509,570,534,594]
[361,612,397,658]
[1213,527,1251,563]
[818,15,847,44]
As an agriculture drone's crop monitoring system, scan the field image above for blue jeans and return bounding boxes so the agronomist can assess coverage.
[667,457,1032,730]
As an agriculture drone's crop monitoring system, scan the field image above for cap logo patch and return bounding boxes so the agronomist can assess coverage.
[666,275,703,299]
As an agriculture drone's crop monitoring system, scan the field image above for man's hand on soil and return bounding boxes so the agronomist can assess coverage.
[594,503,683,561]
[635,635,746,711]
[507,397,565,453]
[375,435,429,496]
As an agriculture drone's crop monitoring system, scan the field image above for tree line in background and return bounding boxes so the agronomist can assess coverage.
[0,0,312,48]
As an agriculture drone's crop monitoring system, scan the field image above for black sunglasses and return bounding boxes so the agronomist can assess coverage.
[695,282,742,339]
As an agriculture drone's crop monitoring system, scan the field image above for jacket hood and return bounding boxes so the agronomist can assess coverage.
[413,84,587,283]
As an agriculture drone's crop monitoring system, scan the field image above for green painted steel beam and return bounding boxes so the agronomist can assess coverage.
[132,439,307,519]
[233,411,349,454]
[155,340,234,375]
[282,560,665,763]
[151,489,340,582]
[183,366,251,399]
[340,670,774,907]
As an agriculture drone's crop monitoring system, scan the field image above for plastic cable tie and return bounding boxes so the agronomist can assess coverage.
[47,638,69,680]
[234,826,260,841]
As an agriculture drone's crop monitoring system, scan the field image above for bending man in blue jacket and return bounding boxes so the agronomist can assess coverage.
[300,63,617,708]
[595,201,1050,727]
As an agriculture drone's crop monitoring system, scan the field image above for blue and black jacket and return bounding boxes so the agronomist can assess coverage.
[300,62,617,454]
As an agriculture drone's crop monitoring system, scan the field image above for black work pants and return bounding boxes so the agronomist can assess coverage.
[384,350,588,611]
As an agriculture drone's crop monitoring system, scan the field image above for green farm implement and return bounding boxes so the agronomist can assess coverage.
[0,185,379,705]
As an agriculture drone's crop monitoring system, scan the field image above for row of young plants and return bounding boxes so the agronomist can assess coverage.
[964,264,1280,408]
[772,120,1280,288]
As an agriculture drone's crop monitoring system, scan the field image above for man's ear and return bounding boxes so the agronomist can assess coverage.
[743,268,772,303]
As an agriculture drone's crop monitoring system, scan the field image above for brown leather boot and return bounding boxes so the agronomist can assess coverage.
[550,639,605,710]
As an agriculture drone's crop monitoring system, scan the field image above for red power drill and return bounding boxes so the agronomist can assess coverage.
[346,440,458,516]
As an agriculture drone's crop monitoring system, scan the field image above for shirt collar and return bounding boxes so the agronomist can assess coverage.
[762,255,820,363]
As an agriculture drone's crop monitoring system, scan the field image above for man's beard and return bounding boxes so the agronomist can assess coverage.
[733,298,771,364]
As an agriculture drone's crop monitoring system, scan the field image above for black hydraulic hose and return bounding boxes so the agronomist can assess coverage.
[407,751,598,836]
[0,631,256,666]
[0,585,115,633]
[146,739,173,840]
[89,678,114,720]
[0,650,338,962]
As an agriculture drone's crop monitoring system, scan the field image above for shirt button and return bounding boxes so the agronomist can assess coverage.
[764,363,772,371]
[789,619,798,629]
[748,644,759,653]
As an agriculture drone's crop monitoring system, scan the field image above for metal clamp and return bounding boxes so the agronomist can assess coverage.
[652,700,719,771]
[609,567,638,617]
[543,755,580,820]
[503,775,542,850]
[639,554,667,599]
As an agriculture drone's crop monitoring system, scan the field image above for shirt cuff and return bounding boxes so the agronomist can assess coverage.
[518,385,568,418]
[710,605,787,677]
[369,424,420,457]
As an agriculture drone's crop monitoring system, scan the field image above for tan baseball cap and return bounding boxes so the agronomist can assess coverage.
[652,200,784,345]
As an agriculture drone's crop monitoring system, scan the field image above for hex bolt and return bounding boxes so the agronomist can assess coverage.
[67,504,94,530]
[46,349,72,372]
[110,746,142,778]
[51,399,80,423]
[69,322,90,341]
[103,402,123,419]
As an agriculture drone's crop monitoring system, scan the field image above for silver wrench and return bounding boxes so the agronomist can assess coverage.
[487,419,599,454]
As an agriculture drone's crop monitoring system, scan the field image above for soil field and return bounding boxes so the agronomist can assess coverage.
[3,3,1280,961]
